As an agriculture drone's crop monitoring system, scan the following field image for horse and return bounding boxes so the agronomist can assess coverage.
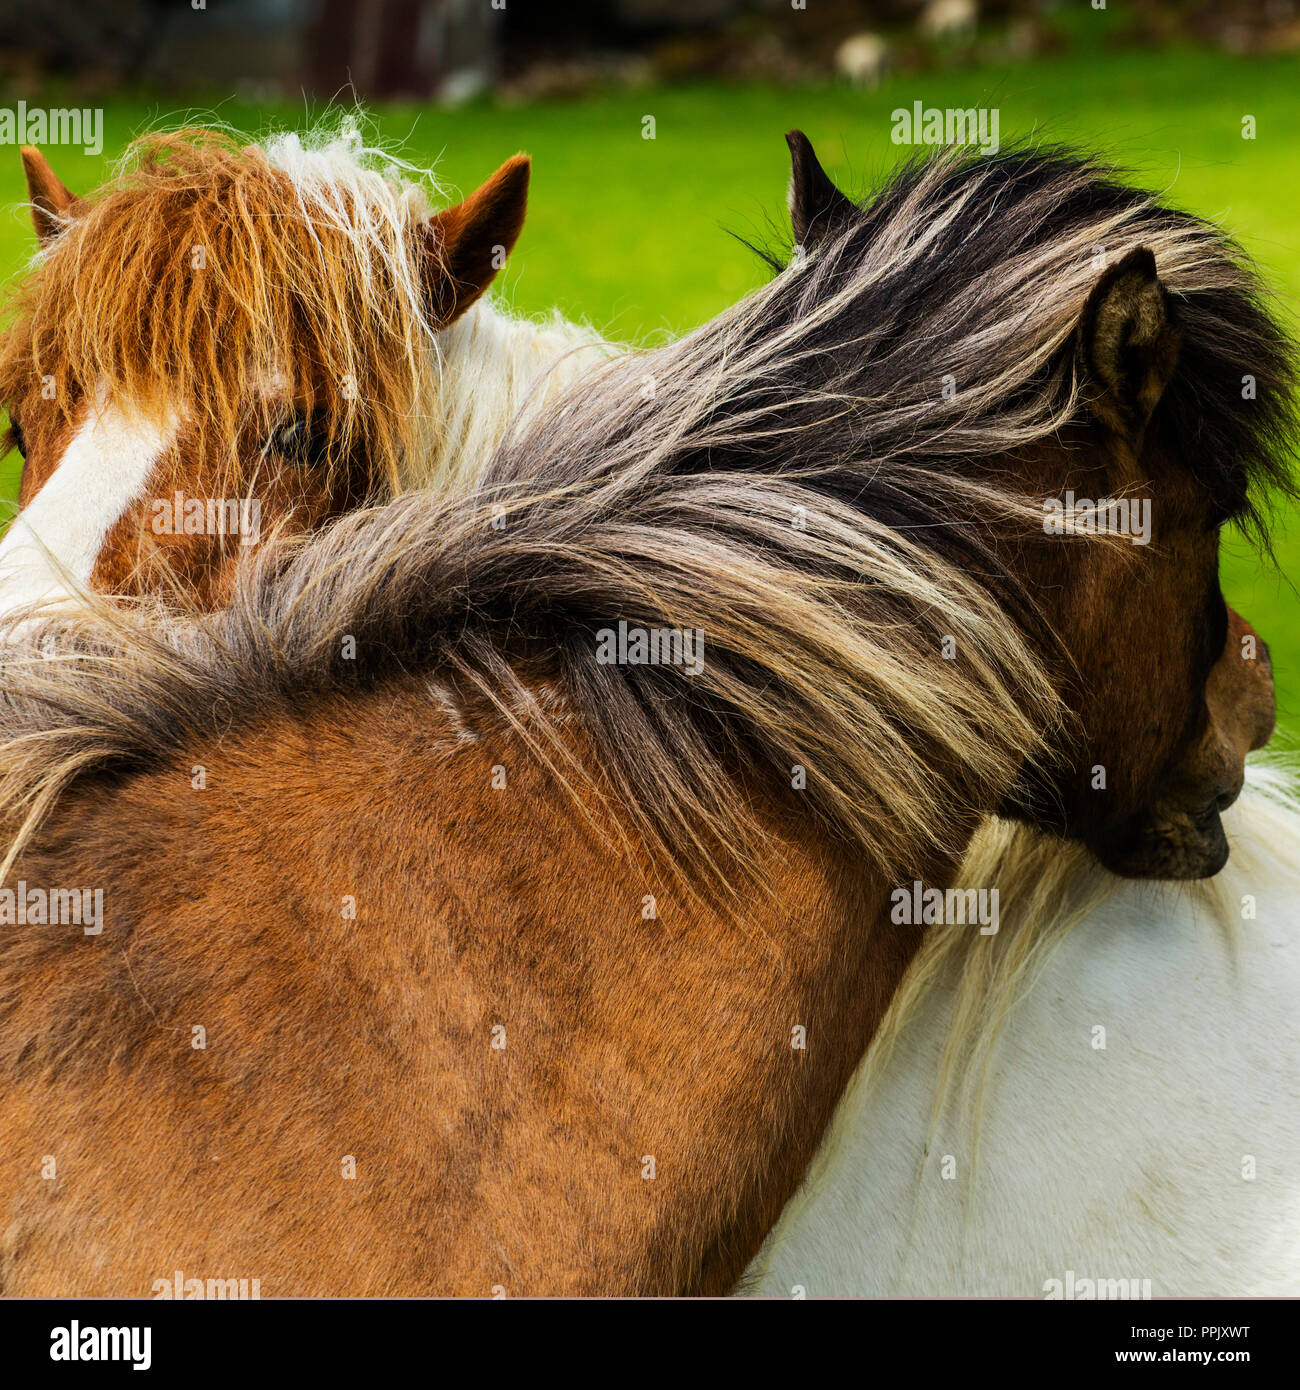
[747,757,1300,1296]
[0,123,610,620]
[0,134,1291,1294]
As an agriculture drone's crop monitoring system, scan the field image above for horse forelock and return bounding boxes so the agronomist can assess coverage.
[0,122,446,499]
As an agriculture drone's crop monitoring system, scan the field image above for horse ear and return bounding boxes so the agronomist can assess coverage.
[786,130,855,248]
[1076,246,1181,443]
[422,154,530,326]
[21,147,80,243]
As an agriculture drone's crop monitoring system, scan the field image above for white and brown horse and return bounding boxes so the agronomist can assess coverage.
[0,135,1291,1294]
[0,124,609,620]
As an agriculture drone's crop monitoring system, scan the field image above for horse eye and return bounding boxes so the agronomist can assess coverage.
[270,416,326,467]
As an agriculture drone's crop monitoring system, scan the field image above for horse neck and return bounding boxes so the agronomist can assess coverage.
[410,298,617,497]
[749,760,1300,1296]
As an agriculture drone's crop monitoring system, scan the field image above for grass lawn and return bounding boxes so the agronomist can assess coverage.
[1,43,1299,732]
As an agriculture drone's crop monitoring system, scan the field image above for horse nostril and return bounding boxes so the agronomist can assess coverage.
[1215,783,1242,813]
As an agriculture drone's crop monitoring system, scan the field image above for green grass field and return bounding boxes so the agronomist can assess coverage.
[2,44,1299,731]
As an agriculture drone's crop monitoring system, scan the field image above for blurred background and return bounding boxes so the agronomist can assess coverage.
[0,0,1297,732]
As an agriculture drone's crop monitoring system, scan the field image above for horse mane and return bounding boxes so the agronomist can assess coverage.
[734,142,1296,543]
[421,301,615,496]
[0,466,1058,898]
[0,145,1294,897]
[0,118,611,502]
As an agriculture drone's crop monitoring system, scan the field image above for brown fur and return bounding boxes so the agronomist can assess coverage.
[0,678,943,1295]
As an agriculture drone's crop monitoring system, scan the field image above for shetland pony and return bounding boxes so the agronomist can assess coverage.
[0,125,609,615]
[749,759,1300,1296]
[0,137,1291,1295]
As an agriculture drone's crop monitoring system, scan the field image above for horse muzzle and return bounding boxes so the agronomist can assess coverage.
[1089,796,1231,880]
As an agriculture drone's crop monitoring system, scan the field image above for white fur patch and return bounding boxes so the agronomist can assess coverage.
[0,396,176,626]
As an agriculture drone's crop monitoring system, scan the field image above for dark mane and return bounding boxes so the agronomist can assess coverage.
[738,143,1297,543]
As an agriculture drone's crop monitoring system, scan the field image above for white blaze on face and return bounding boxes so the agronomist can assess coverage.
[0,394,177,628]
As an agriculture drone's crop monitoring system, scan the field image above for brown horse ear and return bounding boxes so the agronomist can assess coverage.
[1076,246,1181,443]
[786,130,855,247]
[421,154,530,325]
[21,147,81,243]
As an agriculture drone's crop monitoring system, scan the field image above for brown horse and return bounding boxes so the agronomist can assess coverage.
[0,135,1289,1295]
[0,125,609,620]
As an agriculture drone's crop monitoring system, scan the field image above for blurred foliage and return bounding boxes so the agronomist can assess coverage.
[1,2,1298,102]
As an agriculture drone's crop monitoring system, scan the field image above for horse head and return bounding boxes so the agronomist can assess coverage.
[0,129,529,616]
[786,131,1288,878]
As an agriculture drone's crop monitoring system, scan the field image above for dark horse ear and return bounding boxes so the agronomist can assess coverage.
[1076,246,1181,443]
[21,146,81,243]
[422,153,530,325]
[786,130,855,248]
